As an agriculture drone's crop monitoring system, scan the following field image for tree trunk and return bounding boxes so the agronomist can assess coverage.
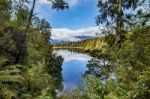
[15,0,36,63]
[25,0,36,32]
[115,0,122,73]
[116,0,122,48]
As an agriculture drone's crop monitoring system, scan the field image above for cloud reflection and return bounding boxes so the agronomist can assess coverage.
[54,50,92,62]
[53,50,91,93]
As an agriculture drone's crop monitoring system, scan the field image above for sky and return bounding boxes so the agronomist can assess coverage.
[34,0,102,42]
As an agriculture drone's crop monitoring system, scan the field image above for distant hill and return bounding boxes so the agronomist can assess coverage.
[50,36,97,45]
[50,39,70,45]
[54,37,107,53]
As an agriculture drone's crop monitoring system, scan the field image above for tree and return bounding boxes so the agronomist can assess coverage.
[0,0,67,98]
[118,26,150,98]
[26,0,69,32]
[0,0,12,26]
[25,0,36,32]
[14,0,29,28]
[96,0,145,48]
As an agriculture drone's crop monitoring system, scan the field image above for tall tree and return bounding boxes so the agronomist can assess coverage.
[25,0,68,32]
[96,0,145,48]
[116,0,122,48]
[25,0,36,32]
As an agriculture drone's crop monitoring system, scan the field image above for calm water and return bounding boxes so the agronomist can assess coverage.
[54,50,92,93]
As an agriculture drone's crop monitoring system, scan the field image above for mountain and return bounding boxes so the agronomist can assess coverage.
[50,39,70,45]
[50,35,97,45]
[54,37,107,52]
[75,36,96,40]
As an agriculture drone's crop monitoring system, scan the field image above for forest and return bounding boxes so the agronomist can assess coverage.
[0,0,150,99]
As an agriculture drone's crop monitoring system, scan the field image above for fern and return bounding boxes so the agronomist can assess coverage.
[0,65,24,84]
[0,75,24,83]
[0,65,24,99]
[0,69,21,75]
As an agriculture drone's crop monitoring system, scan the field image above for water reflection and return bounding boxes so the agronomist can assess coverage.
[54,50,92,93]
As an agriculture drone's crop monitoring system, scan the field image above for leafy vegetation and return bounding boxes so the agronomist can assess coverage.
[83,26,150,99]
[0,0,67,99]
[54,0,150,99]
[57,23,150,99]
[0,0,150,99]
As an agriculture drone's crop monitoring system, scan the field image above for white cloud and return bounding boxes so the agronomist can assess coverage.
[65,0,79,7]
[54,50,92,62]
[38,0,51,5]
[51,26,103,42]
[65,0,95,7]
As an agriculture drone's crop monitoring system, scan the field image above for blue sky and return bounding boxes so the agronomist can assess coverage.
[35,0,102,42]
[36,0,98,29]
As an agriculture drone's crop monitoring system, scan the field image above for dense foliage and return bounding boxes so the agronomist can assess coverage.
[58,24,150,99]
[55,0,150,99]
[0,0,67,99]
[0,0,150,99]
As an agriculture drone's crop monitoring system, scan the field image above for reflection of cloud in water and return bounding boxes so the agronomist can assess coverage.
[54,50,92,62]
[53,50,91,93]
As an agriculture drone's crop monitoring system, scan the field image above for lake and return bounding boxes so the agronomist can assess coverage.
[54,50,92,93]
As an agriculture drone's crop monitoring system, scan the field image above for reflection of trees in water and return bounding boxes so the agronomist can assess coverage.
[53,48,114,89]
[48,54,64,90]
[85,57,114,81]
[54,48,114,81]
[54,48,86,54]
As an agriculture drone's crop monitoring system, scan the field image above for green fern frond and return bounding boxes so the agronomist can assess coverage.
[0,65,24,84]
[0,69,21,75]
[0,75,24,83]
